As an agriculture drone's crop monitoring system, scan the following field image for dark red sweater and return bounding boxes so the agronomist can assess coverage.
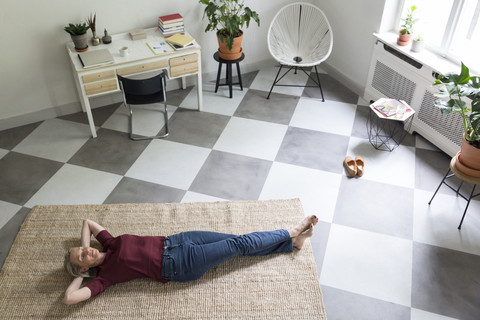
[86,230,167,297]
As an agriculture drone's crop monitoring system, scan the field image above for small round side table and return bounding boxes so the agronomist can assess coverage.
[213,52,245,98]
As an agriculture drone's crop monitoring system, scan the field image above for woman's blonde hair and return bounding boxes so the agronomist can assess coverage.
[64,248,97,278]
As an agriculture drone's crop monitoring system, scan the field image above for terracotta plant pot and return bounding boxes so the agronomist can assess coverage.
[397,30,412,46]
[458,134,480,172]
[217,30,243,60]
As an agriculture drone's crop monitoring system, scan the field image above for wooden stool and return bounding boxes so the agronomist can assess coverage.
[428,155,480,229]
[214,52,245,98]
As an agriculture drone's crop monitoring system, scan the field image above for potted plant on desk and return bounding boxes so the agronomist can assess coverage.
[64,22,90,52]
[433,62,480,177]
[199,0,260,60]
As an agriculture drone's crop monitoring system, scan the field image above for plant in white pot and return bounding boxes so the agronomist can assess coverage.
[199,0,260,60]
[411,33,425,52]
[64,22,90,52]
[433,62,480,176]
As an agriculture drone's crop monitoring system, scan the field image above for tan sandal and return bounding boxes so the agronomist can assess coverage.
[355,156,365,177]
[344,156,357,177]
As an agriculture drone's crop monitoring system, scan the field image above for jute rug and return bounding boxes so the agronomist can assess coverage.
[0,199,327,319]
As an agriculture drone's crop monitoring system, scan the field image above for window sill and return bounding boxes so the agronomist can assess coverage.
[374,32,459,75]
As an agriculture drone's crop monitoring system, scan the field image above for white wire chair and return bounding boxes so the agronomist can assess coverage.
[267,2,333,101]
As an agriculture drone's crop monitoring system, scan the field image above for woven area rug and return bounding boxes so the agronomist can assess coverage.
[0,199,327,319]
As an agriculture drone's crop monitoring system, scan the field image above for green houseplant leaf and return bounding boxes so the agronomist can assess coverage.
[199,0,260,51]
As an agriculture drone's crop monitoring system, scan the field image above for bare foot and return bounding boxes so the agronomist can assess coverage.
[292,224,314,250]
[288,215,318,238]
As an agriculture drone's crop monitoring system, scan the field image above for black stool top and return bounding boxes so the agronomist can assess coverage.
[213,52,245,63]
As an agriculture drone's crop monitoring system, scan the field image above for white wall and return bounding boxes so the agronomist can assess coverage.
[0,0,387,130]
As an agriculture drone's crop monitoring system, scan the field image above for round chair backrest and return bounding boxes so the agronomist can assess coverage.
[267,2,333,66]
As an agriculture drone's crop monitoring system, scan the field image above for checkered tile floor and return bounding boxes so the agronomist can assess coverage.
[1,65,480,320]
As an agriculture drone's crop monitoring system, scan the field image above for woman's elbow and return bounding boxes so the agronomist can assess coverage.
[62,295,76,305]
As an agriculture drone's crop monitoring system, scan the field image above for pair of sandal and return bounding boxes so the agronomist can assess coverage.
[344,156,365,178]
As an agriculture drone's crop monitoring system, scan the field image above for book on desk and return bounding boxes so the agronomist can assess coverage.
[78,49,114,69]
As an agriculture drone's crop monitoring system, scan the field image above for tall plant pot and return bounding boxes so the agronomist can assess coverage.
[217,30,243,60]
[71,34,88,52]
[456,135,480,177]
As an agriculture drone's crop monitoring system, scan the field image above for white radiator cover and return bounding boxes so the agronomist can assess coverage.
[364,40,463,157]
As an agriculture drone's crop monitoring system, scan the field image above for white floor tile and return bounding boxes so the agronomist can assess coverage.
[180,83,246,116]
[181,191,226,203]
[320,224,413,306]
[102,104,176,136]
[413,189,480,255]
[411,308,458,320]
[24,164,122,208]
[125,140,210,190]
[290,98,357,136]
[0,148,8,160]
[259,162,341,222]
[213,117,288,161]
[249,66,308,97]
[12,119,91,162]
[0,201,22,229]
[347,136,416,188]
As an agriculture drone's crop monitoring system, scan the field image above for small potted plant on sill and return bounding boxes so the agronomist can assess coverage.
[433,62,480,177]
[199,0,260,60]
[64,22,90,52]
[397,5,417,46]
[411,33,425,52]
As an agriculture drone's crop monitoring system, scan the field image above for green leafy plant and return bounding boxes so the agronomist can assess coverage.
[64,23,90,36]
[414,33,423,41]
[400,5,417,35]
[433,62,480,148]
[199,0,260,50]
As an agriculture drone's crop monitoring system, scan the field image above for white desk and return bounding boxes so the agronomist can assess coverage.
[66,28,202,138]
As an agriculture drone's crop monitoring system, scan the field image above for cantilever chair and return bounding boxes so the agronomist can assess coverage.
[267,2,333,101]
[118,72,169,140]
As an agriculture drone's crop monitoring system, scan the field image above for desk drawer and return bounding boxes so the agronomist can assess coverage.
[169,53,198,67]
[170,62,199,77]
[117,60,168,76]
[82,70,116,84]
[84,79,118,96]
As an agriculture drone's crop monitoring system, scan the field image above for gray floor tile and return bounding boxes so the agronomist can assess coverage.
[321,285,411,320]
[412,242,480,320]
[210,70,260,90]
[59,103,120,127]
[0,207,30,269]
[0,122,41,150]
[68,128,150,175]
[166,86,194,106]
[0,152,63,205]
[351,105,370,140]
[234,89,299,125]
[303,73,359,104]
[104,177,185,204]
[167,108,230,148]
[189,150,272,200]
[276,127,350,173]
[334,176,414,239]
[310,220,331,275]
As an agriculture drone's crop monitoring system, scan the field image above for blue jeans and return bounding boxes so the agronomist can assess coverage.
[161,229,292,282]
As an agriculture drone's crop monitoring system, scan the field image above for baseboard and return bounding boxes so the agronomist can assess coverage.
[321,62,365,98]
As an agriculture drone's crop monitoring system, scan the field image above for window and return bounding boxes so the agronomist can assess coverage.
[401,0,480,72]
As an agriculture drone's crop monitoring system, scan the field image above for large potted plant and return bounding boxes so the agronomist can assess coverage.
[433,62,480,176]
[64,22,90,52]
[397,5,417,46]
[199,0,260,60]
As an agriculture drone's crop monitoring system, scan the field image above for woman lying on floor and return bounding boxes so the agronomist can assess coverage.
[63,215,318,305]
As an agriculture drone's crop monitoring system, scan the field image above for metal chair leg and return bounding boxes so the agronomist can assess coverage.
[267,65,283,99]
[314,65,325,102]
[428,168,451,205]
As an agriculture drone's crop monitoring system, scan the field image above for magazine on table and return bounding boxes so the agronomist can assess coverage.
[146,40,175,55]
[372,99,411,117]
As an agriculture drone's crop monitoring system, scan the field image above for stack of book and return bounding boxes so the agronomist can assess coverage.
[158,13,184,37]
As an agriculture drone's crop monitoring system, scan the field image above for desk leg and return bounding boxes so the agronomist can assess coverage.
[181,77,187,90]
[196,52,203,111]
[83,98,97,138]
